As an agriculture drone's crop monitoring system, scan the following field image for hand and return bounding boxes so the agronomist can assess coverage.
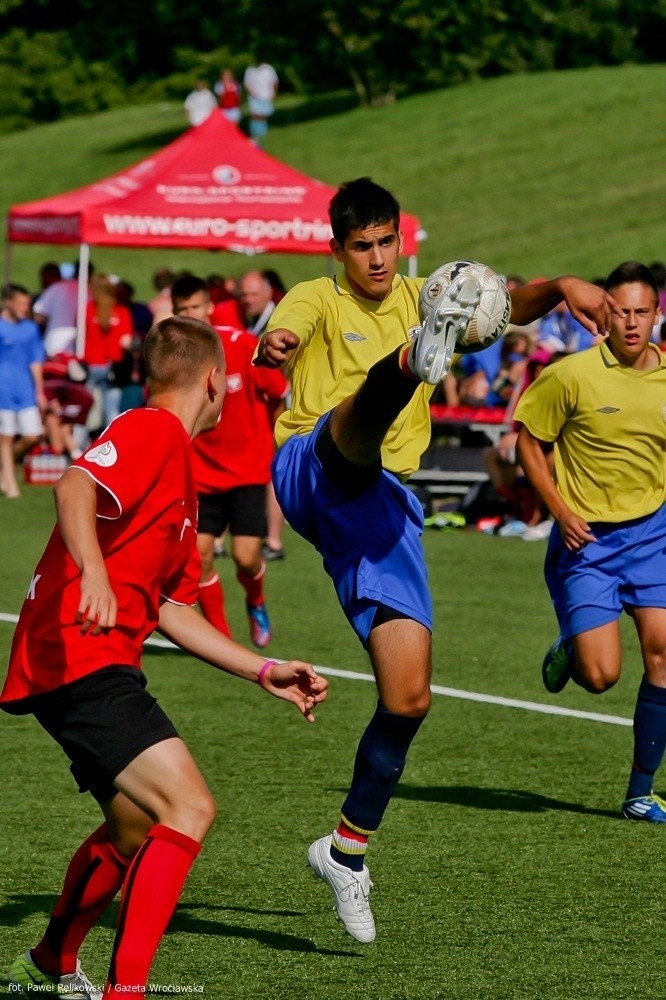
[558,276,621,337]
[259,660,329,722]
[255,329,300,367]
[557,510,597,552]
[76,565,118,635]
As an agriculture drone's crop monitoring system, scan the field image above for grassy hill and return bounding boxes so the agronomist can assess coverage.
[1,64,664,297]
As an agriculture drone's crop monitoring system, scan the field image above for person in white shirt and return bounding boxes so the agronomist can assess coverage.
[184,79,217,127]
[243,59,278,145]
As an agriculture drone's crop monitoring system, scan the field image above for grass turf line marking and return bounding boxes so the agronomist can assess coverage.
[0,612,632,727]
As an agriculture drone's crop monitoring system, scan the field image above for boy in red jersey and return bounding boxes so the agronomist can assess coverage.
[2,315,327,999]
[171,275,288,648]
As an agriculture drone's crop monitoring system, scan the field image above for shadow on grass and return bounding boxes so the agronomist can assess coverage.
[392,784,620,819]
[0,894,360,958]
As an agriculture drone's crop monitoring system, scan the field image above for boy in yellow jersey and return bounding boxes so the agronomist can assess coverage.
[256,177,619,941]
[516,261,666,823]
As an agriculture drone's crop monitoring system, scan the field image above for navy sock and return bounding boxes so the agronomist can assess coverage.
[352,346,419,429]
[330,702,425,870]
[626,678,666,799]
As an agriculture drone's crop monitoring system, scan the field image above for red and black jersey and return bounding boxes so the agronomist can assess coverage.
[191,325,288,493]
[1,407,200,704]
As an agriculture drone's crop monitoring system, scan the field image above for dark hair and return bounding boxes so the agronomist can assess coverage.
[3,282,30,298]
[605,261,659,298]
[145,316,222,391]
[648,261,666,288]
[171,274,209,304]
[329,177,400,245]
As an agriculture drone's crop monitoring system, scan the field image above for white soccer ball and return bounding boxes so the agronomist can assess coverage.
[418,260,511,354]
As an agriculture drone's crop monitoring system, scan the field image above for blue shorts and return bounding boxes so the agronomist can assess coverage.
[545,504,666,640]
[272,415,432,646]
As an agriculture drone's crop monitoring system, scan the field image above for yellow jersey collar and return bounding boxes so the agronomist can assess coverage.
[334,271,404,300]
[599,339,666,370]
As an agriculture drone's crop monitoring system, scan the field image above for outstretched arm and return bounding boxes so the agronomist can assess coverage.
[510,277,621,336]
[158,602,328,722]
[516,425,596,551]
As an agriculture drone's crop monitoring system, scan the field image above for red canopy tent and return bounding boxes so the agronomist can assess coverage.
[7,112,422,254]
[7,112,423,350]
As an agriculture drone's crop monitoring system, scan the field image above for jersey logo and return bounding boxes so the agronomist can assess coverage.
[595,406,621,414]
[85,441,118,467]
[343,332,366,342]
[227,373,243,393]
[180,517,193,541]
[27,573,41,600]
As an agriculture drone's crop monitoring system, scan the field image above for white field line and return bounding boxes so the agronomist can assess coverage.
[0,612,632,728]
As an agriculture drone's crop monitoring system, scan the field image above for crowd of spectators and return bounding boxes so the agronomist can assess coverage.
[2,260,665,544]
[0,262,290,501]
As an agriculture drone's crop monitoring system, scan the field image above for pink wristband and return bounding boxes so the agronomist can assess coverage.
[257,660,277,688]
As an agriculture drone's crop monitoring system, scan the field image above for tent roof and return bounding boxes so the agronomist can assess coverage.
[7,113,422,256]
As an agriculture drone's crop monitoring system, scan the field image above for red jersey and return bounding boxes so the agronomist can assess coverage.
[211,299,244,328]
[1,408,200,705]
[83,302,133,365]
[191,326,288,493]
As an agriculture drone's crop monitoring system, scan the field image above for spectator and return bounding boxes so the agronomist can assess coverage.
[243,56,278,145]
[263,268,287,305]
[147,268,175,324]
[114,279,153,338]
[33,265,86,358]
[238,269,276,335]
[214,68,242,124]
[0,284,46,498]
[83,275,133,431]
[184,78,217,127]
[171,275,289,647]
[42,354,93,461]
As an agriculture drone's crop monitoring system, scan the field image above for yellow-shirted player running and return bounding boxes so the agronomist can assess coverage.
[516,260,666,823]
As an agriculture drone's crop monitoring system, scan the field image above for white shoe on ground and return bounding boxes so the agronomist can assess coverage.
[307,834,376,943]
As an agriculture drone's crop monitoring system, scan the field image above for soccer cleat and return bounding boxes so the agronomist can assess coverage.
[622,793,666,823]
[308,834,376,943]
[408,273,481,384]
[261,543,285,562]
[541,635,574,693]
[7,950,102,998]
[247,602,272,648]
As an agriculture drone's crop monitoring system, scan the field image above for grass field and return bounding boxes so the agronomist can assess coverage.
[0,483,660,999]
[1,63,665,299]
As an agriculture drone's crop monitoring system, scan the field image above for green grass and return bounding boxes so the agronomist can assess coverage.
[1,64,665,299]
[0,483,660,999]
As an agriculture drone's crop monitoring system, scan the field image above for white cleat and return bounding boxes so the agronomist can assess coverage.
[7,950,102,998]
[308,835,376,943]
[409,273,481,383]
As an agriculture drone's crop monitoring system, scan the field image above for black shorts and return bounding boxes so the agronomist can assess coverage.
[197,484,267,539]
[29,666,179,804]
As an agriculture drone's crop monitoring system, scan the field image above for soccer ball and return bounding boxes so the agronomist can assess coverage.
[418,260,511,354]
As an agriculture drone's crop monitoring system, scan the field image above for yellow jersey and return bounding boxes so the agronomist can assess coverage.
[514,341,666,522]
[268,272,433,480]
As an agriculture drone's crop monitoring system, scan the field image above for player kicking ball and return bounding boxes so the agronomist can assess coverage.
[516,261,666,823]
[2,315,328,998]
[256,176,617,942]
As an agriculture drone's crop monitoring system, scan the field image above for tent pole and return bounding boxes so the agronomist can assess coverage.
[76,243,90,357]
[3,238,12,288]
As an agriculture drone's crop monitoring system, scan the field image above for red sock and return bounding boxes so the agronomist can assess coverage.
[104,824,201,997]
[236,562,265,607]
[198,574,231,636]
[32,824,129,977]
